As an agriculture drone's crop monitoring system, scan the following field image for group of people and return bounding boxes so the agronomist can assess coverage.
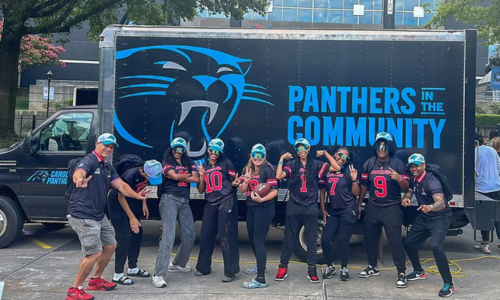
[65,131,458,300]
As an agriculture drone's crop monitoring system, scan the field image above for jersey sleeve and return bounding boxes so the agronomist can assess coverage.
[283,161,293,179]
[396,158,410,182]
[162,163,175,176]
[317,160,328,188]
[264,165,278,190]
[226,159,237,180]
[108,164,120,183]
[360,159,371,186]
[428,176,444,198]
[75,155,93,176]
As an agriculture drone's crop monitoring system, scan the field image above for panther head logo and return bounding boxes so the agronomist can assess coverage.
[27,170,49,183]
[114,45,273,158]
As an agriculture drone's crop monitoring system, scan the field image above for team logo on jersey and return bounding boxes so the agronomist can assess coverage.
[26,170,67,185]
[115,45,274,158]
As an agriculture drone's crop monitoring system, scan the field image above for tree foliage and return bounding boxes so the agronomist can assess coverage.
[425,0,500,45]
[0,0,268,135]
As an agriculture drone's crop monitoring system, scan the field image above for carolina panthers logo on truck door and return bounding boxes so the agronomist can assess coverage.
[115,45,273,157]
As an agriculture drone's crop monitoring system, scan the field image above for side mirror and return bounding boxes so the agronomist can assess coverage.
[23,131,40,154]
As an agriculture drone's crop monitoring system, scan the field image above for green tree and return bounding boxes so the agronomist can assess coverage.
[0,0,267,135]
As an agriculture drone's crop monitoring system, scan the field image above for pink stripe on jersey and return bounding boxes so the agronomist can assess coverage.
[267,179,278,186]
[318,162,328,178]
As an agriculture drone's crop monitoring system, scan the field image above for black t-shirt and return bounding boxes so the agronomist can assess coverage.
[242,163,278,207]
[361,157,409,207]
[283,159,327,205]
[108,167,148,215]
[203,159,237,204]
[163,161,196,199]
[68,151,120,220]
[321,165,357,209]
[410,171,451,218]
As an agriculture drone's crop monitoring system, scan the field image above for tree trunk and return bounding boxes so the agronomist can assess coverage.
[0,23,24,136]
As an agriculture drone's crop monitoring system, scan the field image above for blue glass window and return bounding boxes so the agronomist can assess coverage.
[298,0,312,7]
[395,0,403,11]
[374,11,382,24]
[344,0,356,10]
[329,0,343,9]
[419,12,435,26]
[404,0,419,11]
[374,0,383,10]
[314,0,328,8]
[360,0,374,10]
[314,9,328,22]
[298,9,312,21]
[359,11,374,24]
[395,12,403,25]
[268,8,283,21]
[272,0,284,5]
[344,10,357,23]
[283,8,298,21]
[252,11,266,20]
[328,10,343,23]
[403,12,418,25]
[284,0,298,7]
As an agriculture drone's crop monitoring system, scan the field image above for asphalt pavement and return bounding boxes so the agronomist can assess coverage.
[0,220,499,299]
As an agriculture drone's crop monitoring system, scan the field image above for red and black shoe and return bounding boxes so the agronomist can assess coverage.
[66,287,95,300]
[87,277,117,291]
[307,266,320,283]
[275,264,288,281]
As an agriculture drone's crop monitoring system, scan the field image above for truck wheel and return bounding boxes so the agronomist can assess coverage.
[293,220,337,264]
[0,196,24,248]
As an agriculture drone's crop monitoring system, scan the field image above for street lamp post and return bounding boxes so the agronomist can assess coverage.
[46,70,53,118]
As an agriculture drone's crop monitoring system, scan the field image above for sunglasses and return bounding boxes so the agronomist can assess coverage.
[210,149,221,155]
[173,146,185,154]
[251,153,264,159]
[377,144,387,152]
[337,152,349,160]
[295,146,308,153]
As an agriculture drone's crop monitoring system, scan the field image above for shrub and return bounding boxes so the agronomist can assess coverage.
[476,114,500,126]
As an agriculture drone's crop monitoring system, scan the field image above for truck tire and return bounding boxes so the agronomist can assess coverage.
[0,196,24,248]
[293,220,338,264]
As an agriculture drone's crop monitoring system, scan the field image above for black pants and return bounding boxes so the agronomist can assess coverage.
[246,202,275,277]
[363,202,406,274]
[478,190,500,241]
[321,205,358,268]
[280,200,318,266]
[405,213,453,284]
[196,195,240,277]
[108,208,143,273]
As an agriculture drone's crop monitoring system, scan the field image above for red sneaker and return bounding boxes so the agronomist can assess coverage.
[275,266,288,281]
[87,277,117,291]
[66,287,95,300]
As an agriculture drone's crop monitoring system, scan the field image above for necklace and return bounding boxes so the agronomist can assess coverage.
[376,159,388,169]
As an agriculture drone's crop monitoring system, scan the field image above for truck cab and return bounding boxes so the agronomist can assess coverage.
[0,105,98,248]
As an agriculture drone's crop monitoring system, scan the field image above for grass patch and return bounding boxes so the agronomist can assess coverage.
[16,97,29,110]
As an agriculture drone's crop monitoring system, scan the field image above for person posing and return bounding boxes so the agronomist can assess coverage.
[357,132,409,288]
[402,153,455,297]
[318,146,359,282]
[275,138,329,283]
[196,138,240,282]
[238,144,278,289]
[108,159,163,286]
[66,133,148,300]
[152,137,199,288]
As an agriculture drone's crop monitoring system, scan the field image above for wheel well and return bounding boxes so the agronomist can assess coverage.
[0,185,27,221]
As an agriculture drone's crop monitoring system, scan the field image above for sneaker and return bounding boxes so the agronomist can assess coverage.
[396,273,407,288]
[323,265,336,279]
[407,270,427,281]
[168,263,192,273]
[307,267,320,283]
[87,277,117,291]
[497,241,500,249]
[474,243,491,254]
[358,265,380,278]
[194,270,210,276]
[222,275,235,282]
[152,274,167,288]
[66,287,95,300]
[438,282,456,297]
[340,267,350,281]
[275,265,288,281]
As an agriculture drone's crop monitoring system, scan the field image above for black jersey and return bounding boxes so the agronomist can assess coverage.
[162,161,196,199]
[203,158,237,204]
[321,165,357,209]
[283,159,327,206]
[361,157,409,207]
[108,167,147,214]
[410,171,451,218]
[242,163,278,207]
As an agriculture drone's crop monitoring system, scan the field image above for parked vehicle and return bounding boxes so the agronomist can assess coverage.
[1,27,487,263]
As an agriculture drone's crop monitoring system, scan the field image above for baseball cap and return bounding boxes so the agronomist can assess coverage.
[294,138,310,148]
[407,153,426,166]
[251,143,266,156]
[143,160,163,185]
[375,132,393,142]
[208,138,224,152]
[171,137,187,149]
[97,133,119,147]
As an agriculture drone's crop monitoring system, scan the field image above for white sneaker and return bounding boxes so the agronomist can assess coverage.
[152,274,167,288]
[168,263,192,273]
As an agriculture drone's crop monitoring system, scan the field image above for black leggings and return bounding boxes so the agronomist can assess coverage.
[246,202,275,277]
[321,205,358,268]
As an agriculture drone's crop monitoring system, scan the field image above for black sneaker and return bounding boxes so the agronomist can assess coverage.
[358,265,380,278]
[322,265,336,279]
[340,267,350,281]
[307,267,320,283]
[407,270,427,281]
[438,283,456,297]
[396,272,407,288]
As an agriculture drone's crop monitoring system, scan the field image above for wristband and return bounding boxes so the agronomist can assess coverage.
[398,175,402,183]
[278,161,283,165]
